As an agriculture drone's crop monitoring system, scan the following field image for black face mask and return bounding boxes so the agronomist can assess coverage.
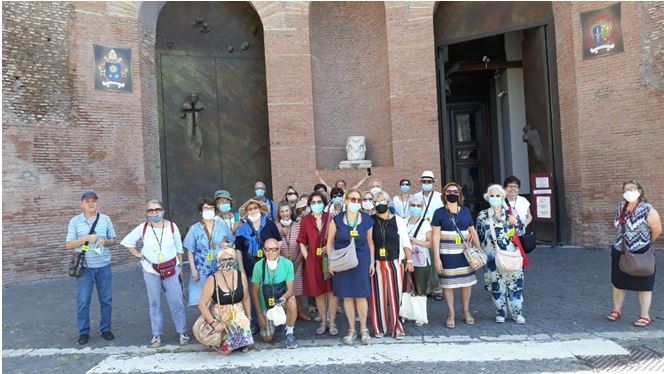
[445,194,460,203]
[375,204,389,214]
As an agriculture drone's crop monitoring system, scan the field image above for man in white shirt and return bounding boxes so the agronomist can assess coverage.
[412,170,444,223]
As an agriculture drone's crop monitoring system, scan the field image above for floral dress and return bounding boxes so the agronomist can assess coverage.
[475,208,524,319]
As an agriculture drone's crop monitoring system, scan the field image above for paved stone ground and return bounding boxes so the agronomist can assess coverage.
[3,246,663,373]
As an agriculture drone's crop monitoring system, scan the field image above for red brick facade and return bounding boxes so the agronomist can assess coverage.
[2,1,662,283]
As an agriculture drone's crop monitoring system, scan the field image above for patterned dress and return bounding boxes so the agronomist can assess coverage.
[611,202,655,291]
[431,206,477,288]
[476,208,524,318]
[277,221,304,296]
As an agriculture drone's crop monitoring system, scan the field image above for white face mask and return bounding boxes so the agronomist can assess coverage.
[286,194,298,203]
[280,219,292,227]
[623,190,640,203]
[248,212,261,222]
[267,259,278,270]
[202,210,215,220]
[370,187,382,195]
[362,200,375,210]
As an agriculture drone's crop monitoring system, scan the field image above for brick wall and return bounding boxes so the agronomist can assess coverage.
[553,1,664,248]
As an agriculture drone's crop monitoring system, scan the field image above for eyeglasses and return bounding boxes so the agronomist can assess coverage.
[421,180,434,184]
[310,201,324,206]
[286,192,297,196]
[264,247,279,252]
[348,197,361,203]
[375,200,389,206]
[446,190,460,195]
[146,208,164,214]
[362,197,373,201]
[410,204,423,207]
[489,194,501,198]
[506,184,519,189]
[401,183,410,186]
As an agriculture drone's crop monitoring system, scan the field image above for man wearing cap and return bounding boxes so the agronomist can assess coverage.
[254,181,278,221]
[413,170,444,223]
[65,192,117,345]
[214,189,239,236]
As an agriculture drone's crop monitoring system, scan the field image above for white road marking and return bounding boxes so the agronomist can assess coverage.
[84,338,629,373]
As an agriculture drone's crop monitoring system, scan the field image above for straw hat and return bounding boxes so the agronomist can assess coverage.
[239,198,269,218]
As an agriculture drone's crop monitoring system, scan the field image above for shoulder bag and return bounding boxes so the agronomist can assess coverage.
[261,258,288,308]
[618,225,655,277]
[450,213,486,270]
[68,213,100,278]
[193,274,224,347]
[506,198,537,253]
[490,219,523,273]
[329,237,359,272]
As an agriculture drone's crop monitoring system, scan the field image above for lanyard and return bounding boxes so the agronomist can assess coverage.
[345,212,359,229]
[149,223,165,257]
[202,220,216,249]
[220,271,235,305]
[377,217,389,248]
[400,195,409,217]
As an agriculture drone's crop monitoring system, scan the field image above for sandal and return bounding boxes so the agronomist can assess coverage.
[360,329,371,345]
[462,310,475,325]
[342,329,356,345]
[328,322,339,336]
[606,310,621,321]
[433,293,444,301]
[634,316,652,327]
[315,321,327,335]
[446,315,455,329]
[298,312,312,321]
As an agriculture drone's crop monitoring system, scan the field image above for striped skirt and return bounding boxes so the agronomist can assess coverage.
[369,259,405,337]
[438,234,477,289]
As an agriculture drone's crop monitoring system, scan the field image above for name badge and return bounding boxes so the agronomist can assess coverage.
[257,249,263,258]
[268,297,275,307]
[507,228,516,238]
[455,235,462,245]
[158,253,165,262]
[379,248,387,257]
[207,252,214,262]
[316,247,324,256]
[350,230,359,237]
[81,245,90,252]
[425,217,431,222]
[287,254,292,262]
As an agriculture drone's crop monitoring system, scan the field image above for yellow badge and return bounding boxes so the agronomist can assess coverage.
[81,245,90,252]
[268,297,275,307]
[207,252,214,262]
[230,309,236,320]
[507,228,516,238]
[350,230,359,237]
[158,253,165,262]
[287,254,292,262]
[455,235,462,245]
[379,248,387,257]
[316,247,324,256]
[257,249,263,258]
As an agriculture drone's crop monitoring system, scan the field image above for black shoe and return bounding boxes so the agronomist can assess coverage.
[101,331,114,341]
[78,334,89,345]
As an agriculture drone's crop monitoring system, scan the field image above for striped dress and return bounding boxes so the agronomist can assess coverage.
[277,221,304,296]
[431,205,477,288]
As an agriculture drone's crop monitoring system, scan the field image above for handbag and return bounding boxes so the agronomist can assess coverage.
[68,213,100,278]
[322,255,331,280]
[618,224,655,276]
[399,272,428,324]
[152,257,178,279]
[450,216,486,270]
[261,258,288,308]
[506,201,536,253]
[193,274,224,347]
[328,238,358,272]
[490,220,523,273]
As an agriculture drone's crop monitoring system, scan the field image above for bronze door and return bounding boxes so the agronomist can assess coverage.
[448,103,493,217]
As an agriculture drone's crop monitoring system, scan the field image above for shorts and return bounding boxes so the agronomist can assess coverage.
[260,310,275,338]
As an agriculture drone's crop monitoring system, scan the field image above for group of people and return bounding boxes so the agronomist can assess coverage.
[66,173,660,353]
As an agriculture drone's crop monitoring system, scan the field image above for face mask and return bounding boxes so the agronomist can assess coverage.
[446,194,460,203]
[332,196,343,205]
[422,183,433,192]
[400,185,410,194]
[218,203,231,213]
[409,206,422,217]
[286,194,298,203]
[310,203,324,215]
[219,259,236,272]
[623,190,640,203]
[488,197,503,207]
[248,212,261,222]
[267,259,278,270]
[280,219,292,227]
[147,215,162,223]
[202,210,215,220]
[375,203,389,214]
[348,202,362,213]
[255,188,265,197]
[362,200,375,211]
[370,187,382,195]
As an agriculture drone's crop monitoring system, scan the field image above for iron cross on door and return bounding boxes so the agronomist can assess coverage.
[180,93,204,159]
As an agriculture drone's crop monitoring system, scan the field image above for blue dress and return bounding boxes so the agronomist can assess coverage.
[430,205,477,288]
[332,212,374,298]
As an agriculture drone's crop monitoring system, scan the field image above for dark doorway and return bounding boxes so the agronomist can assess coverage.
[156,2,271,228]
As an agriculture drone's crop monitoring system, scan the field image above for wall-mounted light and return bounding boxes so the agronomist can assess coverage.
[498,90,508,98]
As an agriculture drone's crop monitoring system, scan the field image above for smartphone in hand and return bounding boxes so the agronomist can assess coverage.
[367,168,372,176]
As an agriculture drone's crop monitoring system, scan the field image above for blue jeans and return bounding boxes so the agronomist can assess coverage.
[77,265,112,335]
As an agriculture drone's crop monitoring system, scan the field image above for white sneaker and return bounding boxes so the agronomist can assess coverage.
[150,336,161,348]
[179,333,190,345]
[514,315,526,324]
[415,321,424,327]
[495,316,505,323]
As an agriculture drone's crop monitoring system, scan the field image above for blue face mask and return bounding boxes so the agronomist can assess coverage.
[332,196,343,205]
[219,203,231,213]
[422,183,433,192]
[409,206,422,217]
[488,197,503,207]
[255,189,265,197]
[347,202,362,213]
[147,215,162,223]
[310,202,324,215]
[400,185,410,194]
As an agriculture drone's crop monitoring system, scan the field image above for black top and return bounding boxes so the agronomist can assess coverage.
[211,271,244,305]
[372,216,400,261]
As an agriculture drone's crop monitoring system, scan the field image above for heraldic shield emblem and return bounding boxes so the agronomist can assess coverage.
[580,3,624,60]
[94,45,132,92]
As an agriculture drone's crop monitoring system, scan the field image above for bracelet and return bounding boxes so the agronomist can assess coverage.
[406,259,413,263]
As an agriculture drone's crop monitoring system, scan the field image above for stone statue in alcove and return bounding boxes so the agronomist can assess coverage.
[522,124,546,172]
[339,136,372,169]
[181,93,204,159]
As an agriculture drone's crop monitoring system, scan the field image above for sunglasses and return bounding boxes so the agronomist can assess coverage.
[146,208,164,214]
[310,201,324,206]
[489,194,501,198]
[410,204,423,207]
[421,180,434,184]
[348,197,361,203]
[286,192,297,196]
[264,247,279,252]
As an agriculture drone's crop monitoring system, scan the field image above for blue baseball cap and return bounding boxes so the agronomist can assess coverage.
[81,191,98,200]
